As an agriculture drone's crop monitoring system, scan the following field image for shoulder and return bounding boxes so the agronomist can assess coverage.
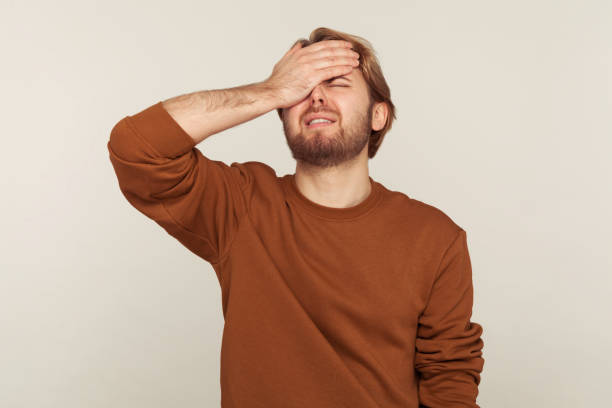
[221,159,277,187]
[229,160,276,179]
[227,160,285,209]
[378,184,463,241]
[410,196,461,230]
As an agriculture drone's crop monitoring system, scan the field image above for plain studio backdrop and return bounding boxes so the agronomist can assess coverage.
[1,0,610,407]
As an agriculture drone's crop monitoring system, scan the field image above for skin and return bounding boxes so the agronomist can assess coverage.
[280,66,389,208]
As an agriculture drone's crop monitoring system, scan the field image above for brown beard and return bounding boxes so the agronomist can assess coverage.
[283,102,374,168]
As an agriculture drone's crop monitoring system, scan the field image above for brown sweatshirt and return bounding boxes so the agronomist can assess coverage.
[107,101,485,407]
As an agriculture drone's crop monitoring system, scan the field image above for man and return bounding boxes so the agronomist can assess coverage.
[108,27,485,408]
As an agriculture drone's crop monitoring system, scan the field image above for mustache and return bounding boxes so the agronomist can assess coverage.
[302,109,338,122]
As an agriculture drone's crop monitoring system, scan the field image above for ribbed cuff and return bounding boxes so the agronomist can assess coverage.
[127,101,197,158]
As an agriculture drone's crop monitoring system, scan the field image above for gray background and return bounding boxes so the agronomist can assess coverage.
[2,0,611,407]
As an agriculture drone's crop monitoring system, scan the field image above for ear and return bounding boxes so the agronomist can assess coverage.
[371,102,388,132]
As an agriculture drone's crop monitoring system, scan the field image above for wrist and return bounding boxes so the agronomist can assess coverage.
[252,80,282,112]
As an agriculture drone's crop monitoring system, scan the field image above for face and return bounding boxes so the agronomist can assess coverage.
[281,68,383,169]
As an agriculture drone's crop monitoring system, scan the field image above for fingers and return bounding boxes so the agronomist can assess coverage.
[281,41,302,60]
[299,42,359,64]
[298,41,359,82]
[309,54,359,71]
[300,40,355,58]
[319,64,356,82]
[305,40,353,52]
[289,41,303,52]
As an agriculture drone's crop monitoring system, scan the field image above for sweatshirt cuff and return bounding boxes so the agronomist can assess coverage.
[127,101,197,158]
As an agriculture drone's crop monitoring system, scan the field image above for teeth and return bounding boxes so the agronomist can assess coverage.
[308,118,333,125]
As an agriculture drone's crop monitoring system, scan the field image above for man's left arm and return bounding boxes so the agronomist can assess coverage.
[415,228,485,407]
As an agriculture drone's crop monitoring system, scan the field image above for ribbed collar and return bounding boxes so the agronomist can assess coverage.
[281,173,384,221]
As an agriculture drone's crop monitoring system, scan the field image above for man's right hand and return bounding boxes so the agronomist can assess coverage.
[262,40,361,109]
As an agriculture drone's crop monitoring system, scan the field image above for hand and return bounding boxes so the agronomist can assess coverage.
[262,40,360,109]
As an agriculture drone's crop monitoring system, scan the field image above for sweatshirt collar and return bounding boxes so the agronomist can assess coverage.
[281,173,384,221]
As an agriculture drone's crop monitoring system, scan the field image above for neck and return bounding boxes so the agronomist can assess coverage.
[293,158,372,209]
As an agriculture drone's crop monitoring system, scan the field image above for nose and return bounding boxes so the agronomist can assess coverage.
[309,83,327,106]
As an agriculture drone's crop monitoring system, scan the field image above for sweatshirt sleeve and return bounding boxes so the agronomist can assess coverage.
[107,101,252,265]
[415,228,485,407]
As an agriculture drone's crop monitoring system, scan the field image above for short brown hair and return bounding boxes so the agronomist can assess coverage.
[276,27,397,159]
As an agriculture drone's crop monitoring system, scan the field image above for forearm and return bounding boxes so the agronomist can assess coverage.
[161,81,278,144]
[415,229,485,406]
